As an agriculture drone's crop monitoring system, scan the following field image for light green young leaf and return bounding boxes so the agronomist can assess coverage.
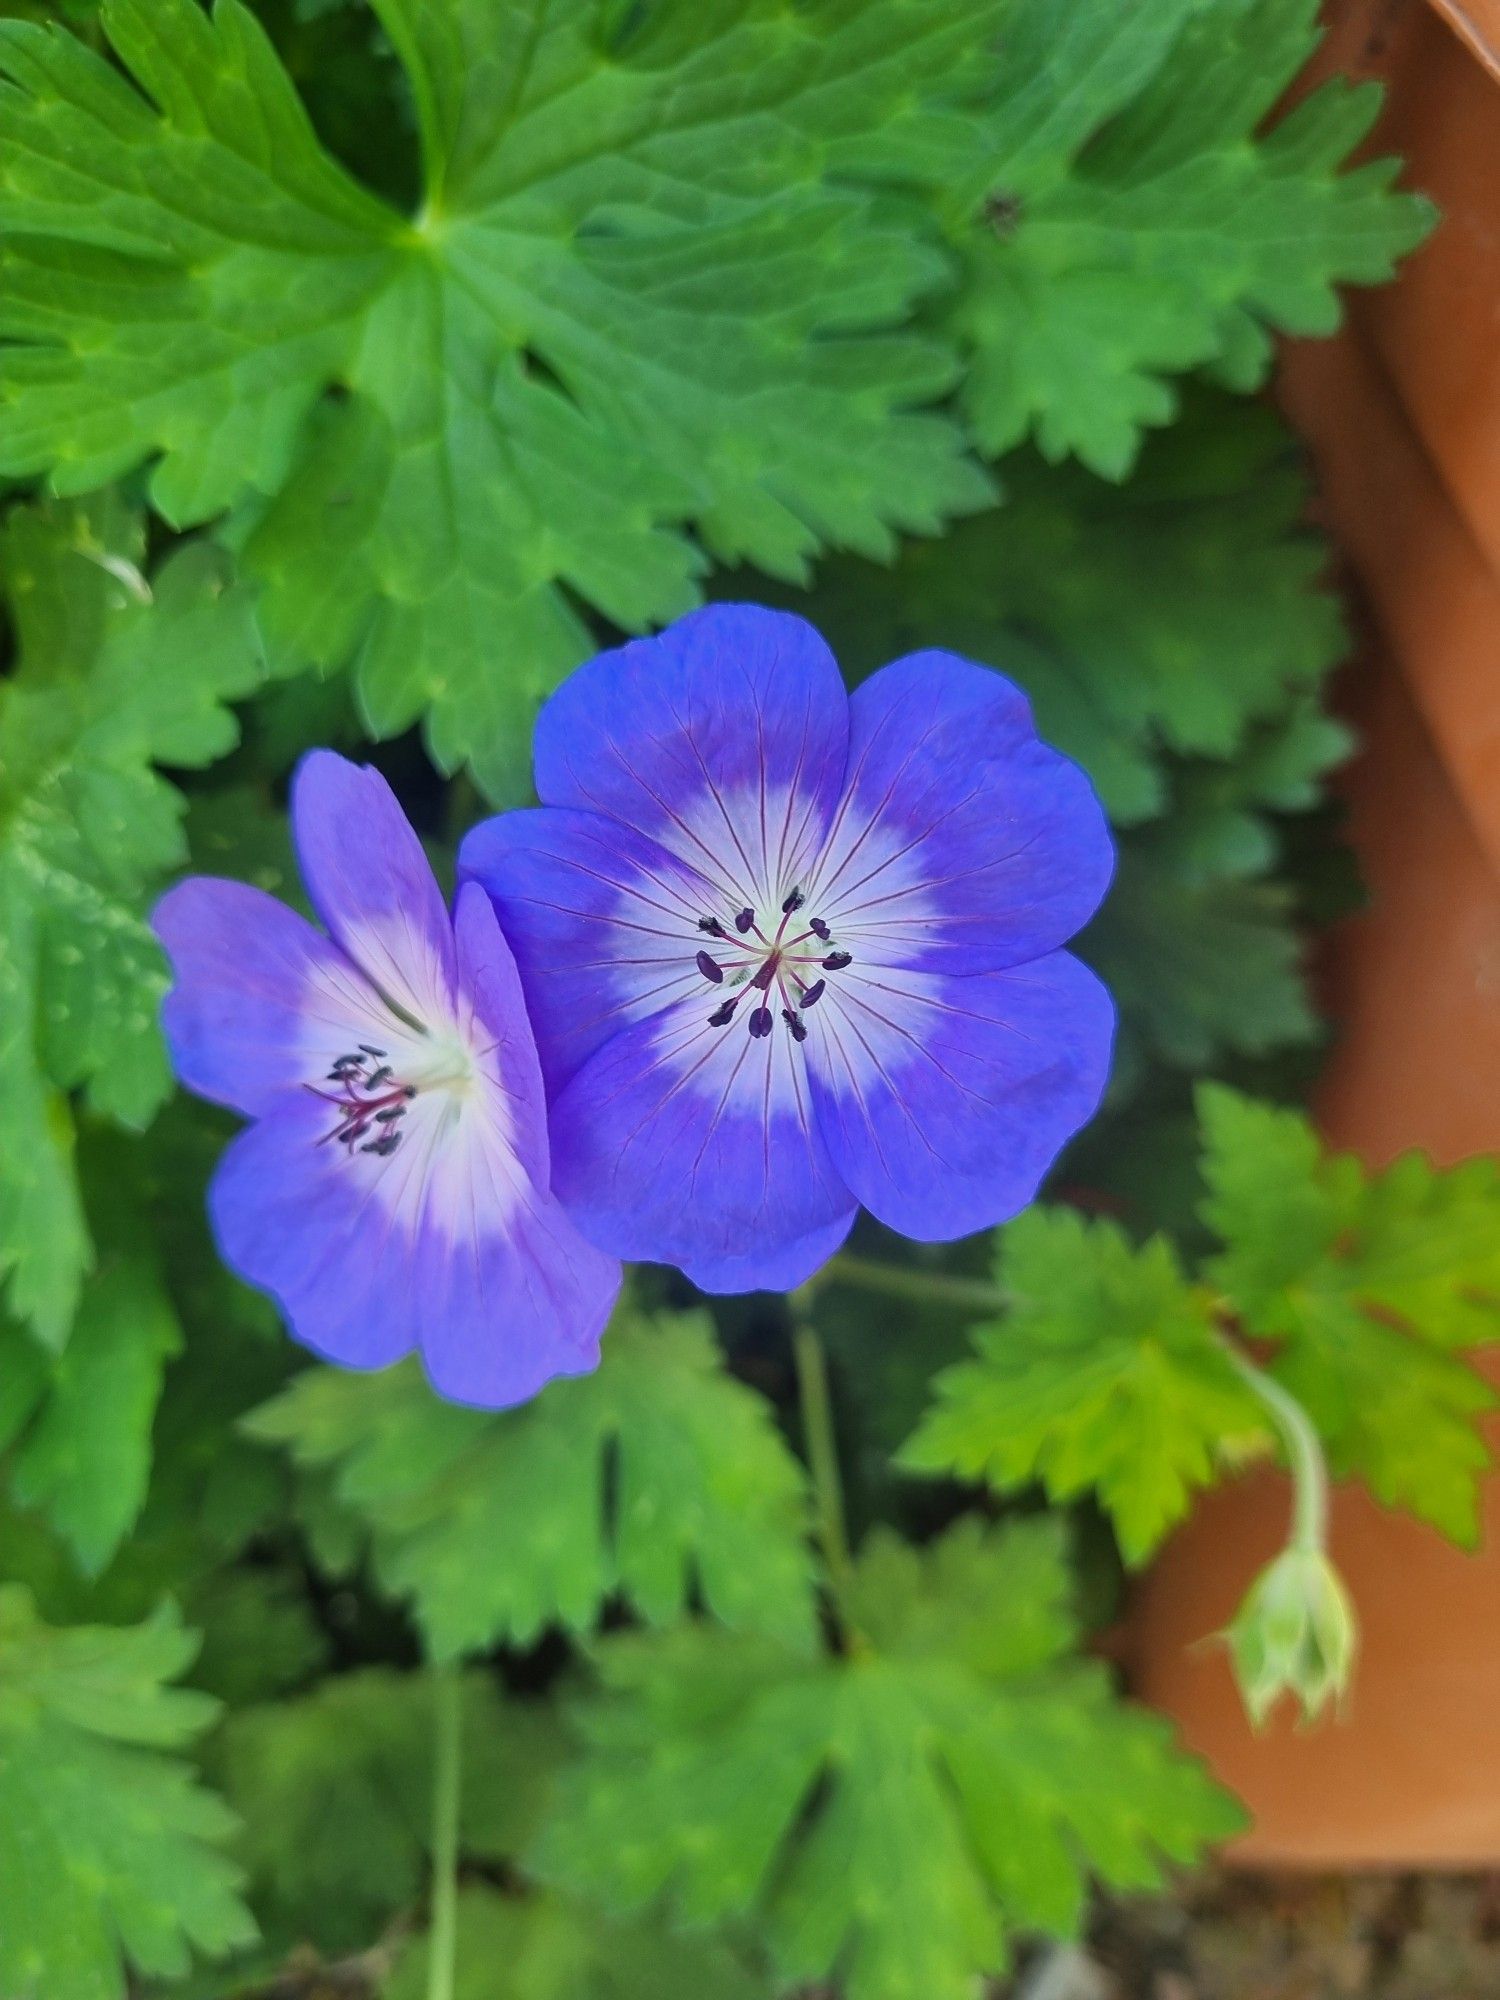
[382,1884,769,2000]
[0,1588,255,2000]
[903,1210,1268,1564]
[0,0,995,799]
[536,1520,1240,2000]
[1200,1087,1500,1542]
[0,494,263,1345]
[949,0,1432,475]
[248,1310,815,1657]
[214,1669,559,1952]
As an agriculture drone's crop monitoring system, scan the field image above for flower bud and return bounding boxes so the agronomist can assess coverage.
[1227,1545,1357,1727]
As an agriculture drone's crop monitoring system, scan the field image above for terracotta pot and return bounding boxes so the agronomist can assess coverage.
[1126,0,1500,1865]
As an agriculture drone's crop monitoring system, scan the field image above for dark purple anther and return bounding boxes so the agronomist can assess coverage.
[748,1006,773,1038]
[734,908,755,934]
[696,950,724,984]
[810,918,830,941]
[366,1065,394,1089]
[781,888,804,914]
[358,1045,387,1058]
[800,978,826,1009]
[707,1000,737,1027]
[698,916,725,937]
[782,1008,808,1043]
[822,951,852,971]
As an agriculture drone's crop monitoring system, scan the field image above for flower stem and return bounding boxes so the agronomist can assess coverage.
[1221,1343,1329,1552]
[425,1665,463,2000]
[827,1252,1008,1316]
[789,1304,856,1620]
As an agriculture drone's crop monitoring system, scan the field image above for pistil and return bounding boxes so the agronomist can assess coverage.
[693,890,854,1039]
[307,1046,416,1156]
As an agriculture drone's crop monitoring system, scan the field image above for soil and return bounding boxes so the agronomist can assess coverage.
[1049,1871,1500,2000]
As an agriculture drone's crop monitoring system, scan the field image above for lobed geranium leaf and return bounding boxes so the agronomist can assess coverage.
[768,391,1348,1077]
[1200,1087,1500,1542]
[0,0,995,800]
[947,0,1432,476]
[3,1257,179,1578]
[0,494,263,1346]
[790,392,1347,827]
[1,1,1423,803]
[247,1308,816,1657]
[0,1588,255,2000]
[536,1519,1240,2000]
[0,1138,186,1577]
[1082,701,1352,1076]
[1085,822,1321,1076]
[903,1209,1269,1564]
[213,1668,560,1951]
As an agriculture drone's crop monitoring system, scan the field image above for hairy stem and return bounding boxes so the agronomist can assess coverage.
[1222,1343,1330,1551]
[789,1306,857,1622]
[827,1252,1008,1316]
[426,1666,463,2000]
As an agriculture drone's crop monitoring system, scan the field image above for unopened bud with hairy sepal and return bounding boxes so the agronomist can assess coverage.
[1227,1546,1357,1727]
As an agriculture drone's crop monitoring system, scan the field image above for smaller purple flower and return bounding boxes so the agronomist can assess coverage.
[461,604,1116,1294]
[153,751,620,1407]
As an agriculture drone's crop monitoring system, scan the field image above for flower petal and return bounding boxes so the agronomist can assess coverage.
[417,1179,619,1409]
[291,749,457,1024]
[546,993,855,1293]
[209,1085,617,1405]
[810,651,1113,974]
[677,1208,856,1295]
[450,880,552,1185]
[208,1089,426,1373]
[459,807,716,1097]
[154,876,405,1120]
[805,952,1114,1241]
[531,604,850,909]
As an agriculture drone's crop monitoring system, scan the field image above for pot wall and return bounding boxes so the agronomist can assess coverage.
[1127,0,1500,1865]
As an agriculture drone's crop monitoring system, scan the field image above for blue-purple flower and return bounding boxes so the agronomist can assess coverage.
[153,751,620,1407]
[460,604,1115,1294]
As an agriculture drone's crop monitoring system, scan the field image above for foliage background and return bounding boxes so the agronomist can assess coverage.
[0,3,1496,1997]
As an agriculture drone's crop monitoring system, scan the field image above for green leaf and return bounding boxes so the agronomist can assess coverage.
[382,1885,769,2000]
[903,1209,1268,1564]
[0,0,994,799]
[0,1588,255,2000]
[184,1567,328,1709]
[1085,822,1321,1074]
[0,493,263,1344]
[248,1309,815,1657]
[1152,706,1353,880]
[536,1520,1241,2000]
[1200,1087,1500,1541]
[213,1668,559,1951]
[948,0,1432,475]
[5,1253,179,1576]
[789,400,1346,1082]
[2,1136,186,1574]
[787,391,1346,827]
